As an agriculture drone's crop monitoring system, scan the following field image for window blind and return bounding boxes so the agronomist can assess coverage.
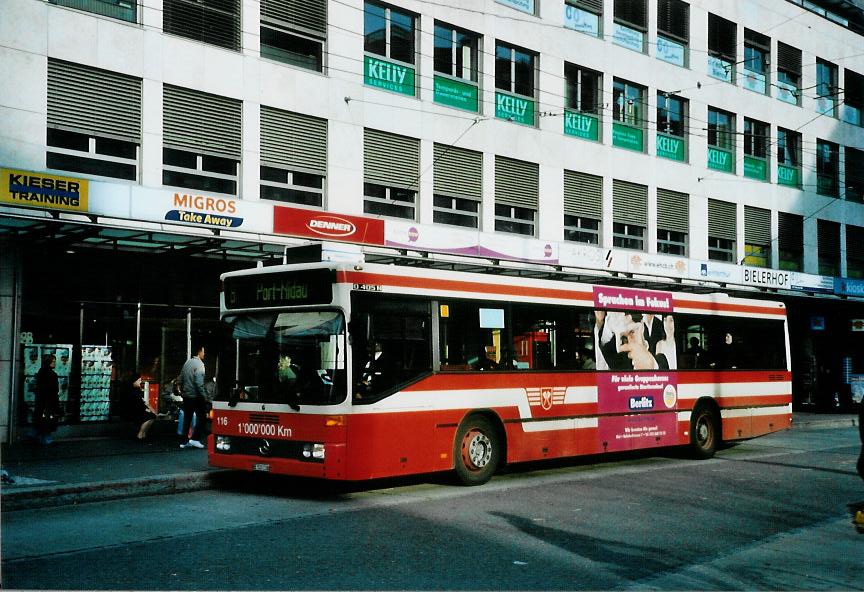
[261,106,327,173]
[47,59,142,142]
[433,144,482,201]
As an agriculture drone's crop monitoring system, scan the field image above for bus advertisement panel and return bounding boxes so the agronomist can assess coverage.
[210,261,791,485]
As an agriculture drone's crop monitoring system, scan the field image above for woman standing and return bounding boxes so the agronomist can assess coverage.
[31,354,60,445]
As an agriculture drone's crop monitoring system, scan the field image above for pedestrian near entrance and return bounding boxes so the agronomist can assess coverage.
[28,354,60,445]
[179,345,207,449]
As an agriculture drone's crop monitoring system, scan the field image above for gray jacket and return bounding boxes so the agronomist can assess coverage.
[180,356,206,399]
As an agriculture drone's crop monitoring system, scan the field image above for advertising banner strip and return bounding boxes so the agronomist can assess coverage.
[1,168,89,213]
[433,76,479,112]
[593,285,673,313]
[273,206,385,246]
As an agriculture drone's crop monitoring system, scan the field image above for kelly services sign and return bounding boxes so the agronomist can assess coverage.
[364,55,415,96]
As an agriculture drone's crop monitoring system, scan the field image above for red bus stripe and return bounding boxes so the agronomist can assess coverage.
[339,271,785,316]
[673,299,786,316]
[339,271,595,302]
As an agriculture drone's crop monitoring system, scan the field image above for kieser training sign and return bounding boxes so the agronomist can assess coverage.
[1,168,89,213]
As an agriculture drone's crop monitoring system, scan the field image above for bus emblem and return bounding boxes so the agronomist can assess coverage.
[526,387,566,411]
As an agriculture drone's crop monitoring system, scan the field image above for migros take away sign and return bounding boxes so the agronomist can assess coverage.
[1,168,89,213]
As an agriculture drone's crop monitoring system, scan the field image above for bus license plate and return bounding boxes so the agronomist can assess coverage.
[252,463,270,472]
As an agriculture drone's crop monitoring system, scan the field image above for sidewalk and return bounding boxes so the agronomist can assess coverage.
[1,412,860,511]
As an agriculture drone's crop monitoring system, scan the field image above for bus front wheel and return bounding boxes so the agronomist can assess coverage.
[454,416,500,486]
[690,404,720,459]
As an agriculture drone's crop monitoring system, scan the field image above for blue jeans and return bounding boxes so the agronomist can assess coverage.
[180,396,207,443]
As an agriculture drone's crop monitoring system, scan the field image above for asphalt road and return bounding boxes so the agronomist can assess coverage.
[3,427,863,590]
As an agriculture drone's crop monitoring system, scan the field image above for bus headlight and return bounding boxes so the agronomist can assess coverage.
[302,443,325,460]
[216,436,232,452]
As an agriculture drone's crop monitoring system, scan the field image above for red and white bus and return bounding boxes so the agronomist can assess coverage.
[209,259,791,485]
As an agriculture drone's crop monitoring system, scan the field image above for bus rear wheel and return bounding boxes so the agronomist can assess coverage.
[690,404,720,459]
[454,416,500,486]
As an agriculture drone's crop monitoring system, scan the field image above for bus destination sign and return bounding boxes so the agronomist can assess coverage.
[224,269,334,309]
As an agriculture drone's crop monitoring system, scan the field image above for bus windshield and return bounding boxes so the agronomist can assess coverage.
[217,310,346,407]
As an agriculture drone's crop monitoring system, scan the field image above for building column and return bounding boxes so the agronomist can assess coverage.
[0,241,22,443]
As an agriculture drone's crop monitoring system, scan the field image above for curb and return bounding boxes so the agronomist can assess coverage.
[792,417,859,431]
[2,470,227,511]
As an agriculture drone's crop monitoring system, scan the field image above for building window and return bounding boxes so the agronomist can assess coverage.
[743,29,770,94]
[433,144,482,228]
[778,212,803,271]
[261,167,324,207]
[434,196,480,228]
[163,0,241,51]
[708,237,735,262]
[708,13,736,83]
[817,139,839,197]
[495,155,538,236]
[434,22,479,82]
[708,198,736,262]
[564,216,601,244]
[708,107,735,173]
[817,219,840,276]
[656,0,688,67]
[47,129,138,181]
[564,64,601,141]
[495,41,537,124]
[565,64,601,115]
[776,42,801,105]
[495,41,536,98]
[656,92,687,161]
[744,206,771,267]
[612,179,647,251]
[433,22,481,112]
[364,184,416,219]
[163,149,238,195]
[495,204,536,236]
[564,170,602,244]
[260,107,327,207]
[816,58,839,117]
[656,188,688,256]
[657,92,685,136]
[613,0,647,53]
[613,78,646,151]
[657,229,687,256]
[844,69,864,126]
[777,127,801,187]
[564,0,603,38]
[613,79,645,126]
[846,146,864,203]
[260,0,326,72]
[847,225,864,279]
[49,0,137,23]
[613,223,644,251]
[743,118,769,181]
[364,128,419,220]
[364,1,417,96]
[46,59,141,182]
[162,85,242,196]
[364,1,416,64]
